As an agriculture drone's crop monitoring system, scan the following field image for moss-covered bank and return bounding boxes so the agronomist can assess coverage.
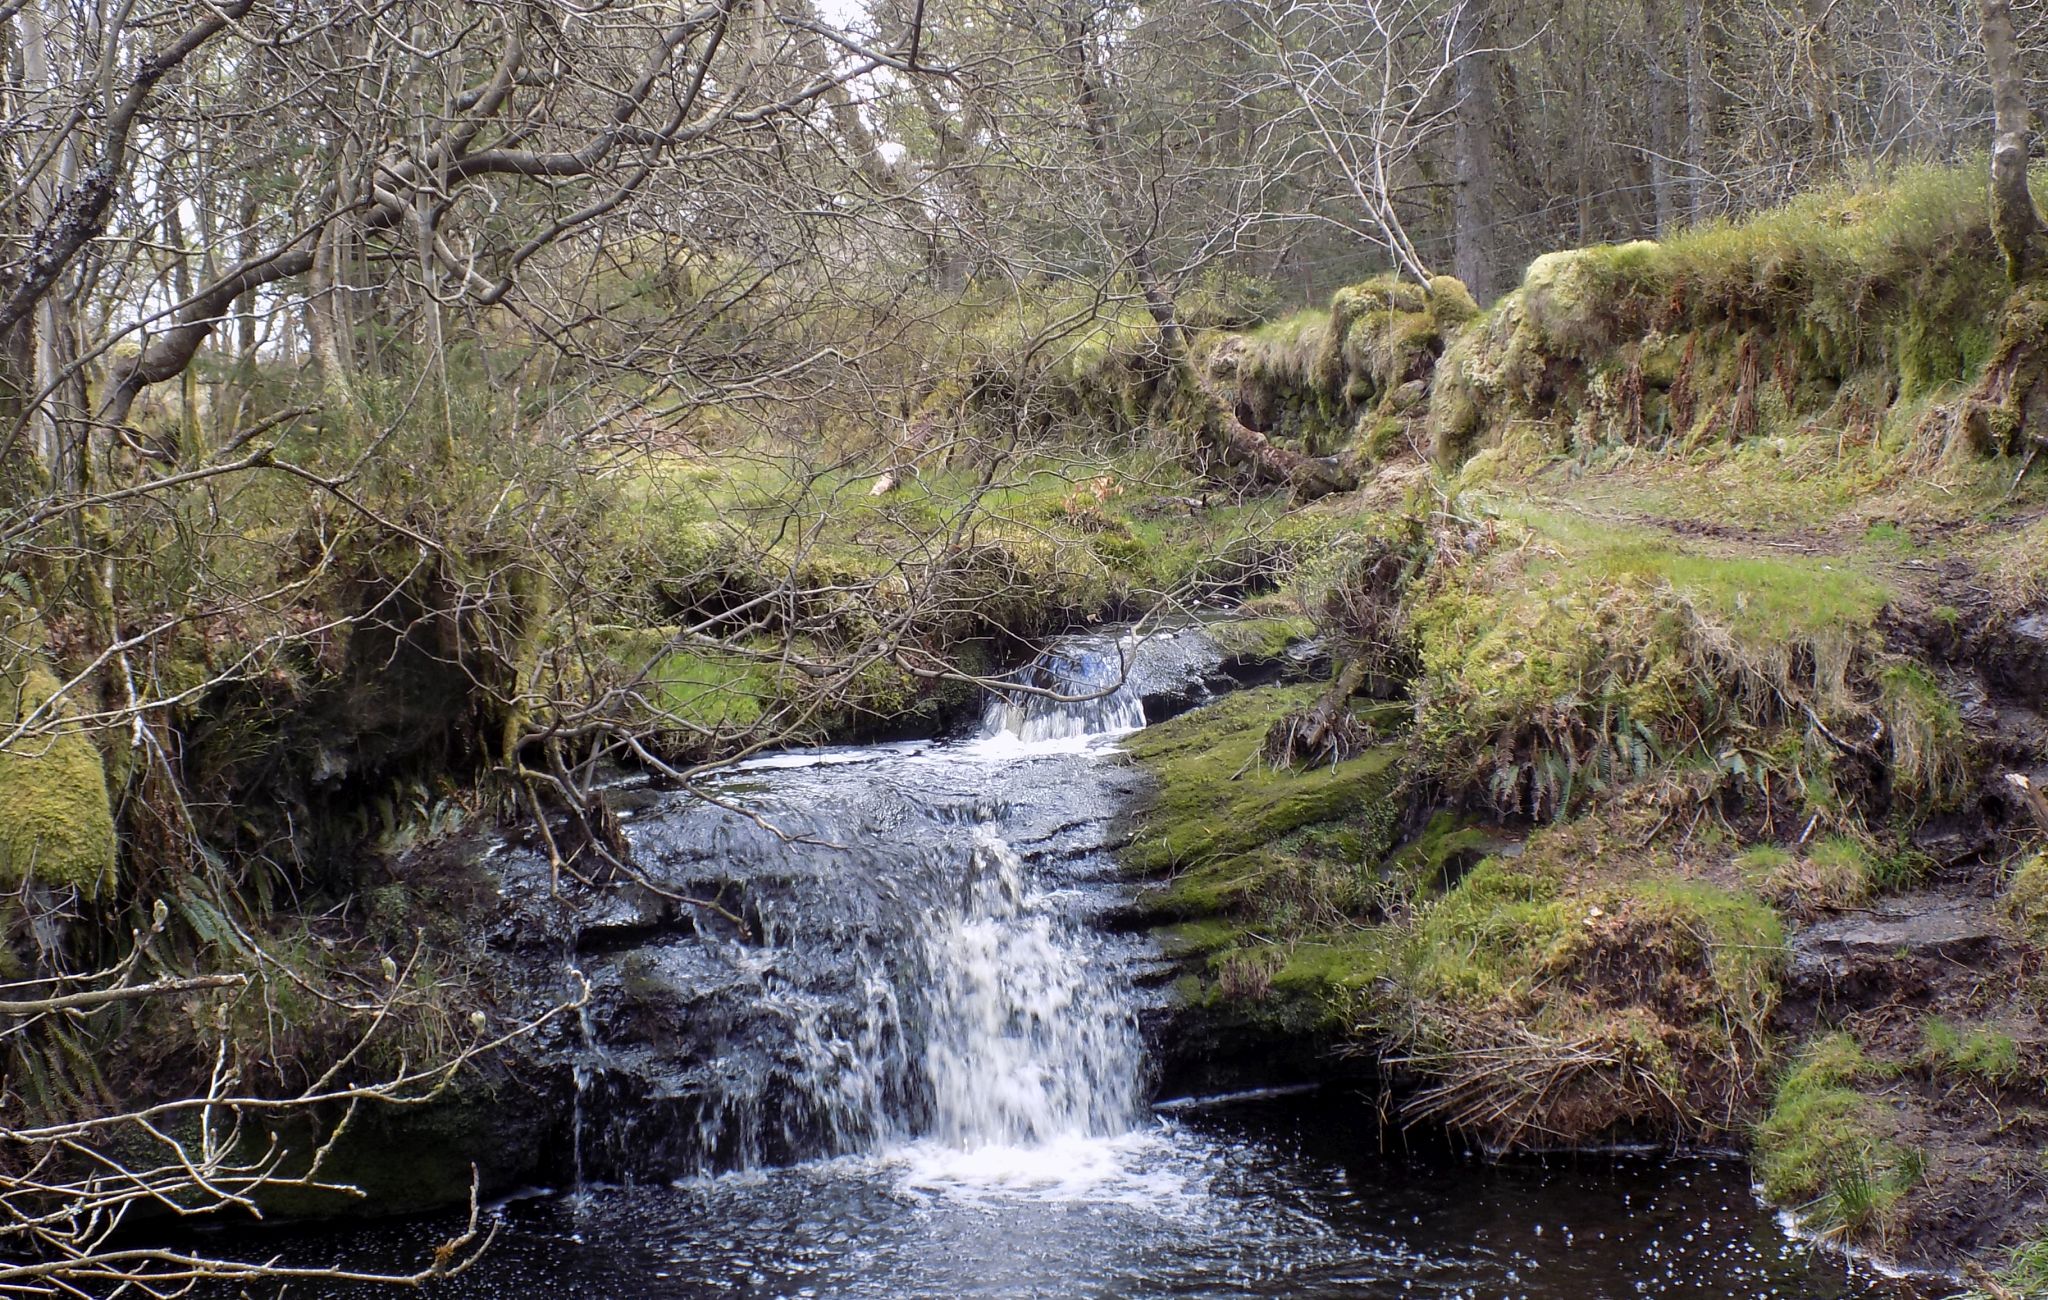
[1124,164,2048,1281]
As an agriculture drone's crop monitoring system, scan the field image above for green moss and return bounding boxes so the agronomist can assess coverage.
[1919,1016,2022,1085]
[1156,918,1246,959]
[1182,928,1402,1043]
[1736,843,1796,877]
[2008,852,2048,948]
[1254,932,1402,1035]
[1269,932,1399,995]
[1376,830,1785,1147]
[1408,542,1700,816]
[1407,499,1906,819]
[1629,876,1786,988]
[1403,855,1573,1005]
[0,652,116,899]
[1206,615,1315,665]
[1405,860,1781,1022]
[1231,274,1470,454]
[1738,839,1872,912]
[1125,685,1404,879]
[1430,165,2010,467]
[1382,811,1500,893]
[1754,1033,1921,1243]
[1426,275,1481,331]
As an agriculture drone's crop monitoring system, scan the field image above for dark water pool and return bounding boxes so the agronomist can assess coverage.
[220,1092,1928,1300]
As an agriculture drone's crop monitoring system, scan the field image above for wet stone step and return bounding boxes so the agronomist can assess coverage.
[1787,895,2008,999]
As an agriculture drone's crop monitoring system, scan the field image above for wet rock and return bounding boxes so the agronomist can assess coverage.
[1983,607,2048,699]
[1786,895,2006,1007]
[1909,815,1998,869]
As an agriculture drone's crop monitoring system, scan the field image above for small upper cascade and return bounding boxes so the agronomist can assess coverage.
[979,634,1148,742]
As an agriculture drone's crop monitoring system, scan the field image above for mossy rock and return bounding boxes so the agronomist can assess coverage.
[2006,851,2048,949]
[0,653,116,899]
[1206,615,1316,668]
[1382,811,1503,894]
[1426,275,1481,331]
[1121,684,1408,919]
[1232,275,1472,456]
[1428,167,2009,468]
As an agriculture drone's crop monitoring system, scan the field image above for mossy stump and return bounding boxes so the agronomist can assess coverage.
[1,634,116,899]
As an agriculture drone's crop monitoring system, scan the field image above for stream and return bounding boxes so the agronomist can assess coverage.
[225,630,1929,1299]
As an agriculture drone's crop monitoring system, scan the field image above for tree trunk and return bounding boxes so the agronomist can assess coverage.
[0,322,37,507]
[1058,18,1185,358]
[1451,0,1500,302]
[1646,0,1677,237]
[1982,0,2039,281]
[1057,6,1352,499]
[1683,0,1710,222]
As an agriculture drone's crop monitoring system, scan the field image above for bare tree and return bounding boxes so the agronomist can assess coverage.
[1982,0,2040,279]
[1248,0,1478,284]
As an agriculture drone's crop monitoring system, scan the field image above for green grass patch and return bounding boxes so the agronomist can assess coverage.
[1501,504,1894,646]
[1407,497,1918,822]
[1404,859,1783,1022]
[1754,1033,1921,1244]
[1378,827,1785,1146]
[2005,851,2048,949]
[1990,1236,2048,1299]
[1920,1016,2022,1085]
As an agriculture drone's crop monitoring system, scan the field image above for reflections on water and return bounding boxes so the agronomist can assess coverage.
[244,1093,1925,1299]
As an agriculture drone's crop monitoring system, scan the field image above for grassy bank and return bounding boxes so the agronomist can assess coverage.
[1125,164,2048,1278]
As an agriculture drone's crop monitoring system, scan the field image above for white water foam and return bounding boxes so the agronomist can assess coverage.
[886,1128,1200,1208]
[979,634,1147,744]
[921,831,1142,1149]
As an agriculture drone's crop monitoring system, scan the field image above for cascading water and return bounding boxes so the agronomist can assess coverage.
[544,631,1166,1185]
[226,625,1922,1300]
[979,632,1148,743]
[919,829,1142,1149]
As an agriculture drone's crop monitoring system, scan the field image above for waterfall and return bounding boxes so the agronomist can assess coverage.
[559,628,1187,1186]
[569,971,601,1206]
[979,634,1147,742]
[918,830,1142,1149]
